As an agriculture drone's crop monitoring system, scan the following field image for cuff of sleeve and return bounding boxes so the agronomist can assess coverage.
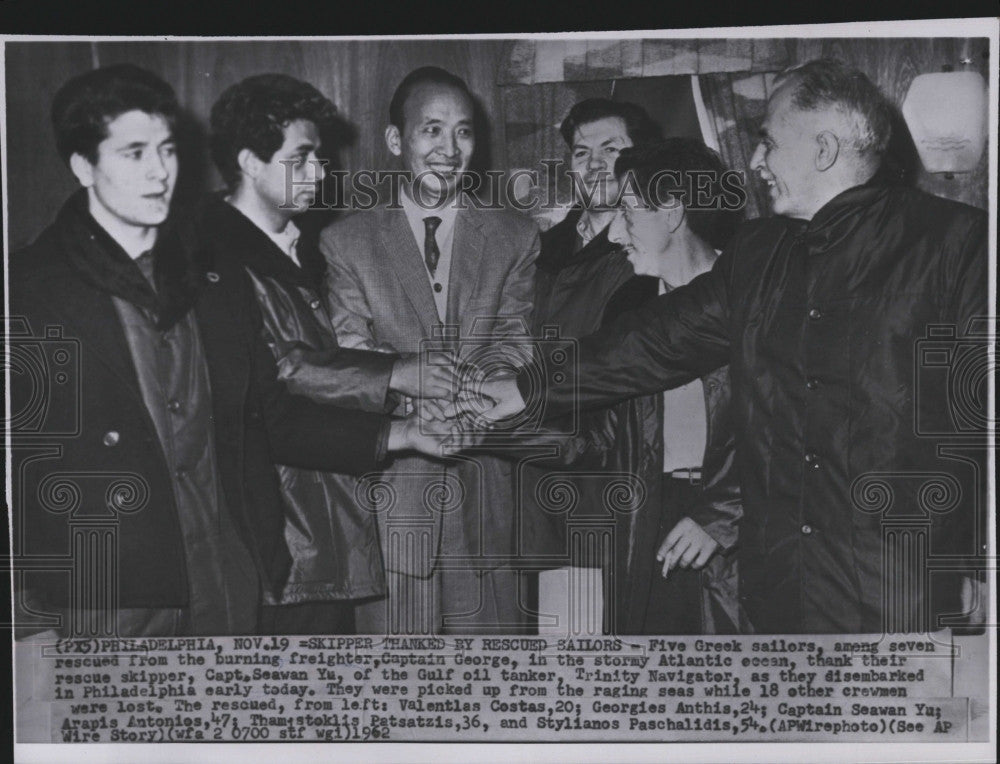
[685,510,739,552]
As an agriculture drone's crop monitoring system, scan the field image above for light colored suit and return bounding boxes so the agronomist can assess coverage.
[321,200,539,633]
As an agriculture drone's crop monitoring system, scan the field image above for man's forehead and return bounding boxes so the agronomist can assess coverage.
[280,118,320,148]
[573,116,630,145]
[404,83,473,122]
[102,109,174,143]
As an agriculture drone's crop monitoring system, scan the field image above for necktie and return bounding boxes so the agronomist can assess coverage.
[423,216,441,276]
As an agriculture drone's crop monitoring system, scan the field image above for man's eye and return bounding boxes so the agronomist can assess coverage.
[160,145,177,158]
[123,149,143,160]
[457,128,473,139]
[573,151,588,161]
[424,126,440,136]
[605,146,620,155]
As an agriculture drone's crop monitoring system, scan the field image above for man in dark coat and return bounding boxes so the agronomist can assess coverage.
[10,65,448,639]
[204,73,459,634]
[474,59,988,634]
[522,99,662,631]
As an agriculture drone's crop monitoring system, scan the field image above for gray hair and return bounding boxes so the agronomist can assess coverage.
[775,58,893,156]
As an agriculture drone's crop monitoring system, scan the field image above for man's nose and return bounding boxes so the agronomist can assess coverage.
[607,210,628,246]
[587,154,607,172]
[147,153,169,180]
[306,156,323,183]
[439,131,458,158]
[749,142,765,172]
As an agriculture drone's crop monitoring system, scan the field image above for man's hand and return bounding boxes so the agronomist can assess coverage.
[455,375,527,426]
[390,353,460,399]
[387,415,459,458]
[656,517,720,578]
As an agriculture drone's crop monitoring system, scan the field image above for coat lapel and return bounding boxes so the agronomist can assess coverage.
[446,209,485,325]
[378,207,439,335]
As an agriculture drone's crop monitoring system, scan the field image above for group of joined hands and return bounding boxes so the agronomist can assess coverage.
[383,351,720,578]
[385,350,527,456]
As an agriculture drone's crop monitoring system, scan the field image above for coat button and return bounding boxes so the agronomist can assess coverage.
[102,430,120,447]
[167,399,181,413]
[309,299,321,310]
[433,282,443,293]
[804,452,819,468]
[801,524,813,535]
[806,378,820,390]
[206,271,220,283]
[808,308,822,320]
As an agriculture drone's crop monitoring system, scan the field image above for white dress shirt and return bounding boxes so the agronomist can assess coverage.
[401,191,458,321]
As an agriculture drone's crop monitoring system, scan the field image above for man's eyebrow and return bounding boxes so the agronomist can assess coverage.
[290,141,316,152]
[116,141,150,150]
[601,137,625,147]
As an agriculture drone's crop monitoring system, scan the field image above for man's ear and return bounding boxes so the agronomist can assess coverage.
[664,197,686,233]
[815,131,840,172]
[385,124,402,157]
[69,153,95,188]
[237,147,263,180]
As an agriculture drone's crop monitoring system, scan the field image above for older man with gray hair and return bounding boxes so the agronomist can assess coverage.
[476,59,988,634]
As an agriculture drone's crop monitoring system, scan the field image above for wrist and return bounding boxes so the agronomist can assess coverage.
[387,419,409,452]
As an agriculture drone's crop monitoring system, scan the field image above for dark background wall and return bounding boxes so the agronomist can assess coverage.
[3,37,989,250]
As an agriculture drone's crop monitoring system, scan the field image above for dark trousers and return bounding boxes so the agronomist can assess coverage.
[640,475,704,634]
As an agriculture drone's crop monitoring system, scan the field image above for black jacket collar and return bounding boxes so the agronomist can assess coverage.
[538,206,622,274]
[56,190,203,330]
[785,178,891,252]
[200,195,318,290]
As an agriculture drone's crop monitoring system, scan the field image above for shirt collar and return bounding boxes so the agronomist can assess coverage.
[228,198,301,261]
[400,189,459,240]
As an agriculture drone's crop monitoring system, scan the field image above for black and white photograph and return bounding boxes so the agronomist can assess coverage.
[2,15,997,764]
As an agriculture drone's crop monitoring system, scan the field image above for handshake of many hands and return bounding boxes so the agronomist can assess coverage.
[386,350,722,577]
[385,350,528,456]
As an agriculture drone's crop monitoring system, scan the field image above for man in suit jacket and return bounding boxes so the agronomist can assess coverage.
[322,66,539,634]
[10,65,448,640]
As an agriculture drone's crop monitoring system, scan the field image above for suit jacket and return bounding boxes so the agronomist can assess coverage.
[10,195,391,610]
[321,200,539,577]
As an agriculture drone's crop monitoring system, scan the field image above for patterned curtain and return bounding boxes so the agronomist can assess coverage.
[694,72,778,222]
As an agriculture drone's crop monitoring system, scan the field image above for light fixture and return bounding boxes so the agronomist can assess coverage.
[902,70,988,175]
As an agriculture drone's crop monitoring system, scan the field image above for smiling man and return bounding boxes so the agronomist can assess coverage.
[476,59,988,635]
[10,65,450,640]
[321,66,539,635]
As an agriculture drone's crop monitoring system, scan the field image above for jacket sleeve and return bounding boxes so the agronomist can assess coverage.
[683,368,741,551]
[244,267,398,413]
[272,345,398,414]
[244,279,391,475]
[534,250,734,419]
[320,224,379,351]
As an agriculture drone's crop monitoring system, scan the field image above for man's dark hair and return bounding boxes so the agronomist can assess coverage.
[388,66,473,130]
[559,98,662,149]
[615,138,743,251]
[210,73,338,190]
[51,64,179,166]
[775,58,893,156]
